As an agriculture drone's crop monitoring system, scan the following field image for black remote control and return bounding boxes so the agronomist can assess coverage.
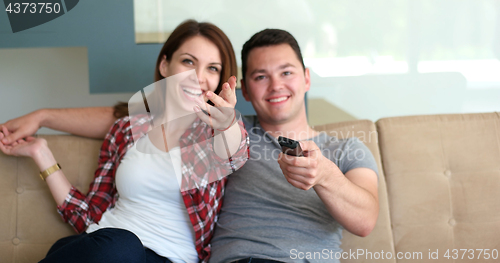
[278,136,304,156]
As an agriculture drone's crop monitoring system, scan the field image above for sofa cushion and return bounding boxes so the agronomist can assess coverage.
[0,135,103,263]
[377,112,500,261]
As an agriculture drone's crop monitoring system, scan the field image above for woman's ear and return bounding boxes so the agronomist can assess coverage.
[159,55,169,78]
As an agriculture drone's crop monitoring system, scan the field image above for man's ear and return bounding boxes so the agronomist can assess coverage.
[304,68,311,92]
[159,55,169,78]
[241,79,250,101]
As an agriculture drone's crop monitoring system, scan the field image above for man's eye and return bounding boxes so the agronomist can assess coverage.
[283,71,291,76]
[255,75,265,81]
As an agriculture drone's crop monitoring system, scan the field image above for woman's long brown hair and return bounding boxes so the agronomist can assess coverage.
[114,19,238,119]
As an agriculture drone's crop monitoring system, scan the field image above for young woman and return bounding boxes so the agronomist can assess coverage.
[0,20,249,263]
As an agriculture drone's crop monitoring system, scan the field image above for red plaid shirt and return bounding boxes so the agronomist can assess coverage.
[57,115,249,262]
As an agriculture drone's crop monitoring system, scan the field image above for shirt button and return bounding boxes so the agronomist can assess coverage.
[16,187,24,194]
[12,238,20,245]
[444,170,452,178]
[448,218,456,226]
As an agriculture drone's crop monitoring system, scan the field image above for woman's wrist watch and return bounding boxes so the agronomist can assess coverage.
[39,163,61,181]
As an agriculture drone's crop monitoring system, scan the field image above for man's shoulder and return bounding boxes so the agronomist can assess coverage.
[319,135,379,177]
[242,115,257,129]
[314,132,353,149]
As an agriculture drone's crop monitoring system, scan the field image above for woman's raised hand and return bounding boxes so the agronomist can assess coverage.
[217,75,238,108]
[194,76,238,131]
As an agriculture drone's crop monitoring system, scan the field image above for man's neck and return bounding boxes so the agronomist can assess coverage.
[258,112,319,140]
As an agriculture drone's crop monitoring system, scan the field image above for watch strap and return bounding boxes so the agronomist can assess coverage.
[39,163,61,181]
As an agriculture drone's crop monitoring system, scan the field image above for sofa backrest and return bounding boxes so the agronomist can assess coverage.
[314,120,395,263]
[376,112,500,262]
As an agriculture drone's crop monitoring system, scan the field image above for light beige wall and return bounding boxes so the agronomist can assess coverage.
[0,47,134,134]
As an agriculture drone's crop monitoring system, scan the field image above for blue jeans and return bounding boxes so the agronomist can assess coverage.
[39,228,174,263]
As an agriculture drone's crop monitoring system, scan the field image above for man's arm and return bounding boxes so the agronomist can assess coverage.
[277,140,379,237]
[313,167,379,237]
[0,107,117,143]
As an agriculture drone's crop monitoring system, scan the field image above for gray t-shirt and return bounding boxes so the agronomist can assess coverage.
[209,116,378,263]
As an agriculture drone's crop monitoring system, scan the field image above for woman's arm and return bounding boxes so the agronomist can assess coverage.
[212,117,249,170]
[0,107,116,144]
[0,129,71,205]
[0,119,124,233]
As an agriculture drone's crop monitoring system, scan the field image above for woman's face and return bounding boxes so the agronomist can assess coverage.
[159,35,222,108]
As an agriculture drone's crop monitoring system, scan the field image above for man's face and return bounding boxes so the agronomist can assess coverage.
[242,44,310,126]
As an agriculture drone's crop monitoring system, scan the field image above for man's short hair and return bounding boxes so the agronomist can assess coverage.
[241,29,305,80]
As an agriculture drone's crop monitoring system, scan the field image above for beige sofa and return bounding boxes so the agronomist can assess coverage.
[1,112,499,262]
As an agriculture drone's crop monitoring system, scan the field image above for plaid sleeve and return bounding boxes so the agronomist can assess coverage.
[56,119,128,233]
[209,116,250,174]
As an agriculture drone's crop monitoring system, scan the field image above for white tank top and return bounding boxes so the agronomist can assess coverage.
[86,135,198,263]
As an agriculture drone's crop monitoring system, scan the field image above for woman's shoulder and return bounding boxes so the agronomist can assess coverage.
[106,116,131,136]
[105,115,151,140]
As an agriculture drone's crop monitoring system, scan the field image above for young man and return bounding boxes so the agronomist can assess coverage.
[1,29,379,263]
[207,29,379,263]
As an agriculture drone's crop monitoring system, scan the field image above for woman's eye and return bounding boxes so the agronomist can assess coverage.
[209,66,219,72]
[183,59,194,65]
